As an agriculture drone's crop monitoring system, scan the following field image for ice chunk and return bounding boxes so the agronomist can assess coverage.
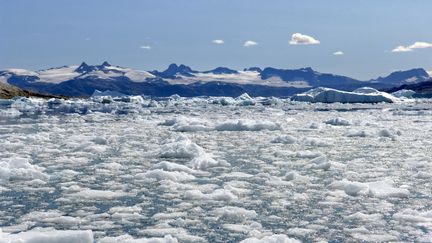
[367,180,409,198]
[240,234,300,243]
[0,157,48,182]
[329,179,369,196]
[98,234,178,243]
[212,206,257,221]
[0,229,93,243]
[377,129,394,138]
[330,179,409,198]
[324,117,351,126]
[308,155,331,170]
[292,87,396,103]
[189,152,221,170]
[153,161,196,174]
[159,136,205,159]
[346,130,370,137]
[393,209,432,223]
[215,120,281,131]
[271,135,297,144]
[184,189,238,202]
[65,188,132,200]
[0,108,22,118]
[236,93,256,106]
[159,135,223,169]
[392,89,416,98]
[345,212,383,222]
[286,227,316,237]
[351,233,398,242]
[138,169,195,182]
[302,137,331,147]
[160,116,211,132]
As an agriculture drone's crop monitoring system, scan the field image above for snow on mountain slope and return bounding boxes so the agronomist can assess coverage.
[165,70,311,88]
[4,69,38,76]
[1,64,430,98]
[0,73,11,84]
[1,63,156,84]
[37,66,80,83]
[104,66,155,82]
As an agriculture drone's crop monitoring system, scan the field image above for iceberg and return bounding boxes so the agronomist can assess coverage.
[292,87,396,103]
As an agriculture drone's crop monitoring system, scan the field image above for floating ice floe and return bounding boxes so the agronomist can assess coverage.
[292,87,397,103]
[307,155,331,170]
[137,169,195,182]
[212,206,257,221]
[184,188,238,202]
[159,135,205,159]
[271,135,297,144]
[98,234,178,243]
[0,157,47,182]
[0,108,22,118]
[159,135,224,169]
[64,188,133,200]
[160,116,212,132]
[330,179,409,198]
[324,117,351,126]
[392,89,416,98]
[1,94,432,242]
[236,93,256,106]
[215,119,281,131]
[240,234,300,243]
[0,229,93,243]
[161,117,282,132]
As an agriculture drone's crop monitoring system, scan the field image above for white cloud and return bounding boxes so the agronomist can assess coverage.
[212,39,224,44]
[333,51,344,56]
[391,45,412,53]
[140,45,151,50]
[289,33,320,45]
[392,41,432,53]
[409,42,432,49]
[244,40,258,47]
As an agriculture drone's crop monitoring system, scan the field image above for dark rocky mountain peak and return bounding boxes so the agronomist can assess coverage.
[204,67,239,74]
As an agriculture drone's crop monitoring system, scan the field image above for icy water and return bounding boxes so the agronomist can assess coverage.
[0,96,432,242]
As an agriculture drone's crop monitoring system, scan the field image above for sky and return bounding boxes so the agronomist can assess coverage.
[0,0,431,80]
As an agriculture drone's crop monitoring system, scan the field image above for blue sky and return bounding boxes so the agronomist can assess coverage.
[1,0,431,79]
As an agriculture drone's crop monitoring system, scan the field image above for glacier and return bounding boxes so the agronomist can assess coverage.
[0,95,431,242]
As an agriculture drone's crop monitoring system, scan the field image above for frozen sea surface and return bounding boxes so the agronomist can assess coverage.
[0,96,432,242]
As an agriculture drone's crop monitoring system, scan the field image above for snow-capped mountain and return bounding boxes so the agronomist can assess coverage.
[0,62,430,97]
[0,62,155,85]
[370,68,430,85]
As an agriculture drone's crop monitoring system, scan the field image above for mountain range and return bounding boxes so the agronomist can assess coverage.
[0,62,430,97]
